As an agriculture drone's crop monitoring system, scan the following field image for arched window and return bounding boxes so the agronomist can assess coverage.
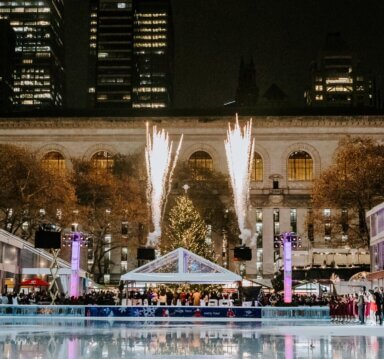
[251,152,263,182]
[288,151,313,181]
[188,151,213,179]
[91,151,114,172]
[41,151,66,173]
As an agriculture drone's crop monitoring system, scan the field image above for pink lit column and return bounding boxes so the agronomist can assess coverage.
[70,233,81,298]
[283,233,292,304]
[68,338,79,359]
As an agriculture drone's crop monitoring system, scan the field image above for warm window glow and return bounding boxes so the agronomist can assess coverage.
[91,151,114,173]
[327,86,353,92]
[42,151,66,173]
[251,152,263,182]
[288,151,313,181]
[325,77,353,84]
[188,151,213,179]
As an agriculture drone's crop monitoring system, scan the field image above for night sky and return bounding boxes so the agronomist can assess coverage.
[65,0,384,110]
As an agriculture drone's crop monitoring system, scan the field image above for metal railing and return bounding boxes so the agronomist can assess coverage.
[262,306,329,319]
[0,305,85,317]
[0,304,329,320]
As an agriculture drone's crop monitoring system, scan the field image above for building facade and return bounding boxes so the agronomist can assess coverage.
[88,0,134,108]
[88,0,173,109]
[305,32,375,108]
[0,19,15,110]
[0,0,65,109]
[0,115,377,283]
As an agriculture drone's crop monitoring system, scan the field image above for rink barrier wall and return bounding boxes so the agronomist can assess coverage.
[0,305,329,320]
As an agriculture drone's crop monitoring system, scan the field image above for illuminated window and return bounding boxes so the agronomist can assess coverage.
[341,208,348,241]
[324,208,331,241]
[290,208,297,233]
[251,152,263,182]
[42,151,66,173]
[273,208,280,237]
[91,151,114,173]
[326,85,352,92]
[121,247,128,261]
[188,151,213,179]
[325,77,353,84]
[255,208,263,247]
[288,151,313,181]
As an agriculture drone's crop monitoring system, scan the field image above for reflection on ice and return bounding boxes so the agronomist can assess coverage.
[0,319,383,358]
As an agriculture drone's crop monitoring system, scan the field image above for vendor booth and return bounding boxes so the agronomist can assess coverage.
[120,247,243,307]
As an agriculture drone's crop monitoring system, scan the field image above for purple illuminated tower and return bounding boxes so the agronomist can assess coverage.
[67,223,89,298]
[70,231,81,298]
[283,233,292,304]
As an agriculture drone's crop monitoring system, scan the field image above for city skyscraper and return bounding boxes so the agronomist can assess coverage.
[88,0,173,109]
[305,32,375,108]
[88,0,133,108]
[0,19,15,110]
[0,0,65,109]
[131,0,173,109]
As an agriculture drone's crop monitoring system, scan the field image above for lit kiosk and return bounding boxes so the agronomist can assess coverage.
[62,223,90,298]
[274,232,301,304]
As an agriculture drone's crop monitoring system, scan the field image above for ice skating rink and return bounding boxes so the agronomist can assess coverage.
[0,318,382,358]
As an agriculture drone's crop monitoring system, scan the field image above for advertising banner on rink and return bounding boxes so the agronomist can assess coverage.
[86,306,262,319]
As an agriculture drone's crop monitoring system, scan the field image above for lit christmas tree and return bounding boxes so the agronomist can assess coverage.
[161,194,216,262]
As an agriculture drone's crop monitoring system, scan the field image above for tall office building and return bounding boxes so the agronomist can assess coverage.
[88,0,133,108]
[0,20,16,110]
[0,0,65,109]
[305,32,375,108]
[88,0,173,109]
[132,0,173,109]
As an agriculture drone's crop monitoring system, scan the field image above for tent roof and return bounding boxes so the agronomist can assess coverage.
[121,247,242,284]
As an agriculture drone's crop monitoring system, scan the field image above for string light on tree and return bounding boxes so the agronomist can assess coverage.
[161,195,216,263]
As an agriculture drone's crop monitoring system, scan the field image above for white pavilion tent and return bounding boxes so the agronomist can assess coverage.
[120,247,242,284]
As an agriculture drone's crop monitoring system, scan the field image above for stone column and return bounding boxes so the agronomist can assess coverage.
[280,208,291,233]
[262,208,275,278]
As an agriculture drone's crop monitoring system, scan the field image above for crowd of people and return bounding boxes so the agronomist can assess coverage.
[329,287,384,325]
[4,286,382,318]
[124,287,331,307]
[0,290,119,306]
[258,292,329,307]
[125,287,238,306]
